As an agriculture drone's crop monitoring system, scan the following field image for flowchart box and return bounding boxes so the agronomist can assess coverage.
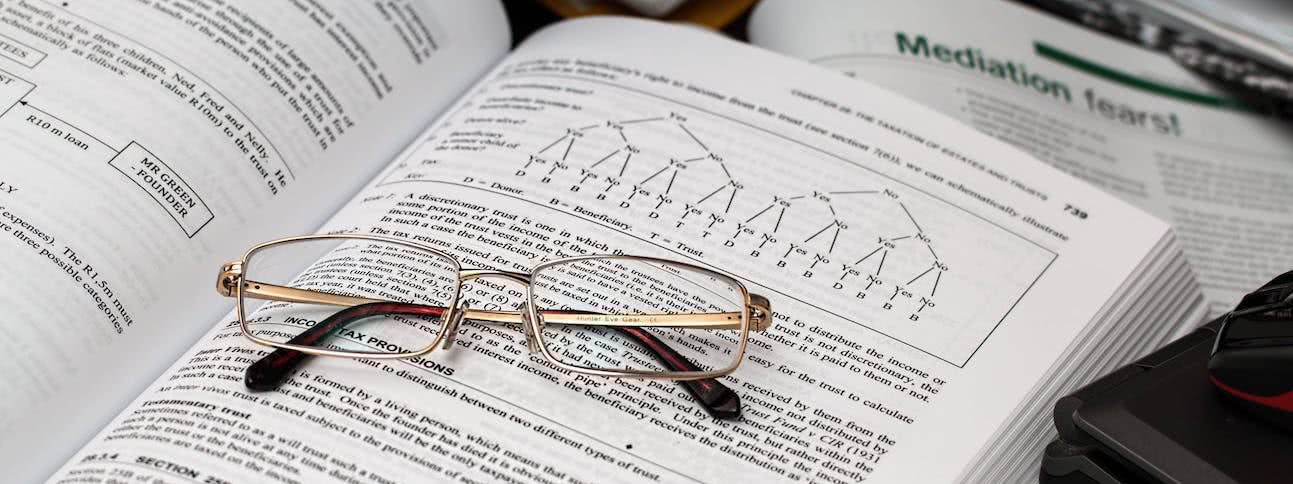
[0,33,45,68]
[109,142,214,238]
[0,68,35,116]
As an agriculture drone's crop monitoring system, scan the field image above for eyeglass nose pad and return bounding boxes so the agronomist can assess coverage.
[519,303,543,354]
[440,303,468,350]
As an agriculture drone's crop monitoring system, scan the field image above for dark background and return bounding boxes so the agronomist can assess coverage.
[500,0,754,46]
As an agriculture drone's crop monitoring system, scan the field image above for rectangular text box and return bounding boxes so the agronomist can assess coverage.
[0,68,35,116]
[109,142,214,238]
[0,33,46,68]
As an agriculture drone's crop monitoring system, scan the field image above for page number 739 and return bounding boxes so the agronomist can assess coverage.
[1064,204,1089,220]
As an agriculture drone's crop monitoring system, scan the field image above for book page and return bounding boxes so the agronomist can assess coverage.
[750,0,1293,316]
[52,18,1177,483]
[0,1,508,480]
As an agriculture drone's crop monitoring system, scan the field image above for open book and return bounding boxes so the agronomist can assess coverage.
[0,2,1207,482]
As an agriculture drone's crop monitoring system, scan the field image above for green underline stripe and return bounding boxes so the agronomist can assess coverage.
[1033,41,1245,110]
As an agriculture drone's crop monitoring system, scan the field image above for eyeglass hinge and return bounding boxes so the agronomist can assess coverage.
[748,294,773,331]
[217,261,243,297]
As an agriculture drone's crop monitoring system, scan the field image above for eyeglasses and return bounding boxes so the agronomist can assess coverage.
[216,234,773,419]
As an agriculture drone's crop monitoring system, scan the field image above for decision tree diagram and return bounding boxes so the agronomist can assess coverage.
[390,85,1056,366]
[515,113,950,319]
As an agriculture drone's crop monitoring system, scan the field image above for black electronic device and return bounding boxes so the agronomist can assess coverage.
[1208,270,1293,431]
[1042,271,1293,484]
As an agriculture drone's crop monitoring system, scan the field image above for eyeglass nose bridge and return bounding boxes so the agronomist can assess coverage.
[458,270,542,353]
[520,303,543,354]
[440,302,468,350]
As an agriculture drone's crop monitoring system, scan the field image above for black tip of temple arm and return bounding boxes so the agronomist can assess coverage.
[680,379,742,420]
[244,301,446,392]
[614,327,742,420]
[245,347,309,391]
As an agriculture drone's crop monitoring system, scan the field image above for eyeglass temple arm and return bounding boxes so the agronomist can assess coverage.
[223,277,773,331]
[244,302,446,391]
[614,326,741,419]
[243,301,741,419]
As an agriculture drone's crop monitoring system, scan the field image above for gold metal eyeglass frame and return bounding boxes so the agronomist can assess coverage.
[218,234,773,381]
